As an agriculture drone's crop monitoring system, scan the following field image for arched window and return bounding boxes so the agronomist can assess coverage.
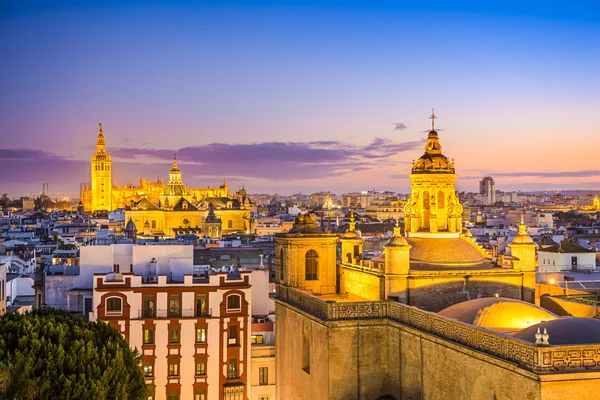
[227,294,241,311]
[106,297,122,314]
[423,191,430,210]
[279,249,285,281]
[305,250,318,281]
[438,191,445,209]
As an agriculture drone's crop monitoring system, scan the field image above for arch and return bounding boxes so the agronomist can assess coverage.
[279,248,285,282]
[438,190,445,209]
[305,249,318,281]
[226,294,241,311]
[106,296,122,314]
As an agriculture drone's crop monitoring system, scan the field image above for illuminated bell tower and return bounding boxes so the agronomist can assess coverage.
[403,110,463,236]
[91,123,112,212]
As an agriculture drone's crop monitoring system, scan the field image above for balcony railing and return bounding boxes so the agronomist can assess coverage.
[136,308,212,319]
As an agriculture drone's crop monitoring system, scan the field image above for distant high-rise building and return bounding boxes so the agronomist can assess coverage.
[479,176,496,205]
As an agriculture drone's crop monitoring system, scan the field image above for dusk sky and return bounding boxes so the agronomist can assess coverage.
[1,1,600,198]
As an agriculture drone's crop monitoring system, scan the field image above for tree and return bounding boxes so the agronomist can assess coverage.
[0,308,148,400]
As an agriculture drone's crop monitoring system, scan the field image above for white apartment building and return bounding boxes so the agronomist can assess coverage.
[91,244,252,400]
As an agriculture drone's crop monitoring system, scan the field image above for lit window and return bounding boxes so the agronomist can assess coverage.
[169,328,179,344]
[228,359,238,379]
[195,391,206,400]
[169,361,179,377]
[196,294,207,317]
[143,363,153,377]
[106,297,122,314]
[196,359,206,376]
[227,294,241,311]
[196,327,207,344]
[143,329,154,345]
[168,295,180,317]
[251,335,264,344]
[305,250,318,281]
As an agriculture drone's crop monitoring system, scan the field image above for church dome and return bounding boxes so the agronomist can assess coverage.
[406,237,487,266]
[412,130,455,174]
[514,318,600,345]
[439,297,557,333]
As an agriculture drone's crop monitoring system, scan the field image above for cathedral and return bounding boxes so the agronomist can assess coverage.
[82,124,252,238]
[275,113,600,399]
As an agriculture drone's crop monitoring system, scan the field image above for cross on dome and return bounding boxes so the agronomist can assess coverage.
[429,108,437,131]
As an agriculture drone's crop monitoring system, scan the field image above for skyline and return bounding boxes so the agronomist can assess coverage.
[2,1,600,197]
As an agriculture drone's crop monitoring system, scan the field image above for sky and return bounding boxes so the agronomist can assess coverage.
[1,0,600,198]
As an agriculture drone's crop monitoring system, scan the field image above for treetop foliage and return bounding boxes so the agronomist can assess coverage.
[0,308,148,400]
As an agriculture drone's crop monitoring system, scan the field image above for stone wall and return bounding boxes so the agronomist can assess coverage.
[276,286,600,400]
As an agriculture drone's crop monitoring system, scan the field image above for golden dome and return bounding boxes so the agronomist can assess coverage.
[439,297,557,333]
[411,130,455,174]
[511,222,534,245]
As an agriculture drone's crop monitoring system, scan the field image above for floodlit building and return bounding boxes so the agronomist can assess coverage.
[272,114,600,399]
[91,244,252,400]
[82,124,252,239]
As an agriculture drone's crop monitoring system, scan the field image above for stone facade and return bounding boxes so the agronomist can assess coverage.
[276,286,600,400]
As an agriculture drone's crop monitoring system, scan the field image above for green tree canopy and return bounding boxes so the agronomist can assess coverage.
[0,308,148,400]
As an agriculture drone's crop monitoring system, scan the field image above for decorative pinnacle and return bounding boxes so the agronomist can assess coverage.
[429,108,437,131]
[349,210,356,231]
[98,122,103,131]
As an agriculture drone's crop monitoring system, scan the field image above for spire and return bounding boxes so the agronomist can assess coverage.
[349,211,356,232]
[429,108,437,131]
[96,122,106,153]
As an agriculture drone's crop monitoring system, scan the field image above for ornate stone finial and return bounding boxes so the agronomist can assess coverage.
[429,108,437,131]
[393,218,401,237]
[349,210,356,232]
[542,328,550,345]
[98,122,103,131]
[535,328,542,344]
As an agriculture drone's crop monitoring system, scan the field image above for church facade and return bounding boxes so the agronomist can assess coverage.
[275,114,600,399]
[82,124,252,238]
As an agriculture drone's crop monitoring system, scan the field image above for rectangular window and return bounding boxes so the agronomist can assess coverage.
[143,328,154,345]
[259,367,268,385]
[196,359,206,376]
[168,361,179,377]
[229,325,238,345]
[195,294,207,316]
[251,335,264,344]
[143,296,155,318]
[168,295,180,317]
[228,220,233,229]
[258,397,269,400]
[228,359,238,379]
[195,392,206,400]
[169,328,179,344]
[167,390,178,400]
[196,327,207,344]
[143,363,153,377]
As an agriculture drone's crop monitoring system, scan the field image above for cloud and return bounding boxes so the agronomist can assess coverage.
[0,138,425,194]
[394,122,407,130]
[463,170,600,179]
[0,149,88,193]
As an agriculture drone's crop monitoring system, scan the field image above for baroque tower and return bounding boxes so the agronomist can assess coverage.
[404,110,463,236]
[91,123,112,212]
